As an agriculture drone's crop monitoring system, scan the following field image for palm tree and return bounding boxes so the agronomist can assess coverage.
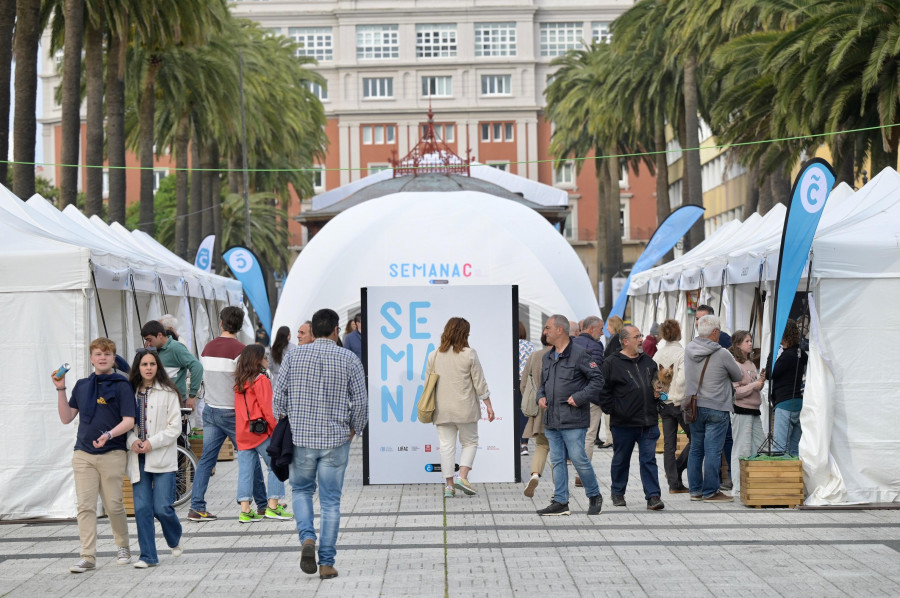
[105,10,128,224]
[12,0,43,200]
[82,12,104,216]
[57,0,85,207]
[0,0,14,186]
[220,191,290,275]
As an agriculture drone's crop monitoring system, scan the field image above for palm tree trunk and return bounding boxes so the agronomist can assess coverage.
[770,169,791,209]
[679,113,690,210]
[870,134,897,176]
[210,141,223,271]
[200,143,214,240]
[595,152,610,316]
[758,173,774,215]
[105,30,126,224]
[174,111,190,258]
[0,0,16,186]
[653,110,672,262]
[605,152,622,310]
[13,0,42,200]
[83,18,104,217]
[682,52,705,250]
[60,0,85,207]
[744,164,760,217]
[229,148,240,194]
[188,126,202,257]
[830,133,854,187]
[139,57,162,234]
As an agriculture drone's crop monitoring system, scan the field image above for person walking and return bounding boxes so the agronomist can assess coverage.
[52,338,135,573]
[535,315,604,517]
[572,315,605,488]
[768,319,808,456]
[653,319,690,493]
[729,330,765,495]
[234,345,292,522]
[267,325,297,382]
[684,315,743,502]
[126,348,184,568]
[517,321,535,456]
[598,325,666,510]
[522,334,551,497]
[426,317,496,498]
[273,308,368,580]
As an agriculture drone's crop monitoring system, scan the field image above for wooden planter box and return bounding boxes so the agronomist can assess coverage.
[740,458,803,508]
[656,422,689,454]
[189,435,235,461]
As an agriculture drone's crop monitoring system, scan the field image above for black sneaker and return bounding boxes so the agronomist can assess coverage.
[647,496,665,510]
[587,494,603,515]
[611,494,626,507]
[537,501,571,516]
[187,509,217,522]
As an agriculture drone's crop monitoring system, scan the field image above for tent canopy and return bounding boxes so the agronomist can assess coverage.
[275,191,598,335]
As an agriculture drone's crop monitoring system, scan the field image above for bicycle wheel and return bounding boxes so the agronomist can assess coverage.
[174,445,198,507]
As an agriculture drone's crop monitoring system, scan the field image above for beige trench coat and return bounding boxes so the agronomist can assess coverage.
[426,347,490,425]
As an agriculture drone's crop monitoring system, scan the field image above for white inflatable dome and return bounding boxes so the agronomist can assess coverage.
[274,190,598,335]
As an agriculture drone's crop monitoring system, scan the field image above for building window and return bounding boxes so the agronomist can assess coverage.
[481,74,511,96]
[362,77,393,99]
[357,25,399,60]
[416,24,457,58]
[619,165,629,189]
[480,121,515,142]
[368,163,391,176]
[302,80,328,101]
[488,162,509,172]
[362,125,396,145]
[422,123,455,142]
[555,161,575,188]
[592,22,611,44]
[474,22,517,57]
[312,166,325,192]
[422,76,452,97]
[540,22,583,57]
[153,170,168,192]
[564,200,578,240]
[621,198,630,240]
[289,27,333,61]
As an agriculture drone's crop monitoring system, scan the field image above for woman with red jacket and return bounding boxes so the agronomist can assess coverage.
[234,345,292,522]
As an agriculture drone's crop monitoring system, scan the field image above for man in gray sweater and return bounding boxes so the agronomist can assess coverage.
[683,315,742,502]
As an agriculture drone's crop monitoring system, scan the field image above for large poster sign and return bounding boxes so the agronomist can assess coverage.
[363,285,517,485]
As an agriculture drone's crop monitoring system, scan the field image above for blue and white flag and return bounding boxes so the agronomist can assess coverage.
[770,158,836,360]
[223,246,271,336]
[194,235,215,272]
[608,205,705,321]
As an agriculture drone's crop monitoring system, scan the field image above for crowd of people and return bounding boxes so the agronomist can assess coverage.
[53,307,367,580]
[50,301,808,576]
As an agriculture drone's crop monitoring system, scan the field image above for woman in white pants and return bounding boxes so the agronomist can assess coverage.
[729,331,765,495]
[426,317,495,498]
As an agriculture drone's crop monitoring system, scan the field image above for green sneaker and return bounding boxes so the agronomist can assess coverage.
[239,510,263,523]
[443,485,455,499]
[454,478,477,496]
[265,504,293,520]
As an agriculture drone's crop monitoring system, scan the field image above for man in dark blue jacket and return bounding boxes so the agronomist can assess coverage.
[572,315,605,487]
[598,325,666,511]
[536,315,604,516]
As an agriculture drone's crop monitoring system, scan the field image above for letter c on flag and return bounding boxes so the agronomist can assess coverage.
[800,166,828,214]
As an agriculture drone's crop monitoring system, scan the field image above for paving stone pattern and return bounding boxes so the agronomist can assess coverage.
[1,438,899,597]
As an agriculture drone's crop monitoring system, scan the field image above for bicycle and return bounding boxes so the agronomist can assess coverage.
[174,407,198,507]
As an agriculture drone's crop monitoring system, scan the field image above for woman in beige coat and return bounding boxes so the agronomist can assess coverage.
[425,317,495,498]
[521,334,551,497]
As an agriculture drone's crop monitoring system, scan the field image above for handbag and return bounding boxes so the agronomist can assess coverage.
[682,355,711,425]
[242,390,269,435]
[521,372,539,418]
[418,373,439,423]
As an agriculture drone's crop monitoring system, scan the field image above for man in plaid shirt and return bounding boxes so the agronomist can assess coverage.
[273,308,368,580]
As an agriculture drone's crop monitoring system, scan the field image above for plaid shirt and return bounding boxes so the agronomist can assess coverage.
[273,338,368,449]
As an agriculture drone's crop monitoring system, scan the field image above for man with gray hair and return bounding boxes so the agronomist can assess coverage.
[535,315,604,516]
[683,314,742,502]
[572,315,605,487]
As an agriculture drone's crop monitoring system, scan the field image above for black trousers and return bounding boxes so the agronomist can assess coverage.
[659,402,691,489]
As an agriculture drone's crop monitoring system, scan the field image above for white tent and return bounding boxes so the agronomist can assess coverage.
[274,191,598,339]
[0,184,246,519]
[626,168,900,505]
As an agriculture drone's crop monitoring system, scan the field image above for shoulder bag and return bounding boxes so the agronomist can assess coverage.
[682,355,711,425]
[418,353,439,424]
[521,370,539,418]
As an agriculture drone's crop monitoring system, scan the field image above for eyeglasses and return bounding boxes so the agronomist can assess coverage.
[136,347,158,356]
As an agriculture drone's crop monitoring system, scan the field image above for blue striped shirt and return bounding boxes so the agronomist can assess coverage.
[273,338,368,449]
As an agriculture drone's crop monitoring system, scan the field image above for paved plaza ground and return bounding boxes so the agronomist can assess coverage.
[2,438,899,597]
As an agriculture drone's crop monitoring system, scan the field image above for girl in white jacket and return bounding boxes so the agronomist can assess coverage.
[126,348,184,568]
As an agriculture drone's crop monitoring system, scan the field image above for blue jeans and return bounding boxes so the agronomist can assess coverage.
[687,407,731,498]
[774,408,802,456]
[290,441,351,567]
[190,407,265,512]
[544,427,600,504]
[132,455,182,565]
[609,425,662,500]
[237,437,285,502]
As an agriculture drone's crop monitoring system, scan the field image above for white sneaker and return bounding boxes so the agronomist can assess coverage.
[69,559,95,573]
[133,560,156,569]
[524,473,540,498]
[116,547,131,565]
[171,545,184,558]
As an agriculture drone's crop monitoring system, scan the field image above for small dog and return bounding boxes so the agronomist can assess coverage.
[652,365,674,399]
